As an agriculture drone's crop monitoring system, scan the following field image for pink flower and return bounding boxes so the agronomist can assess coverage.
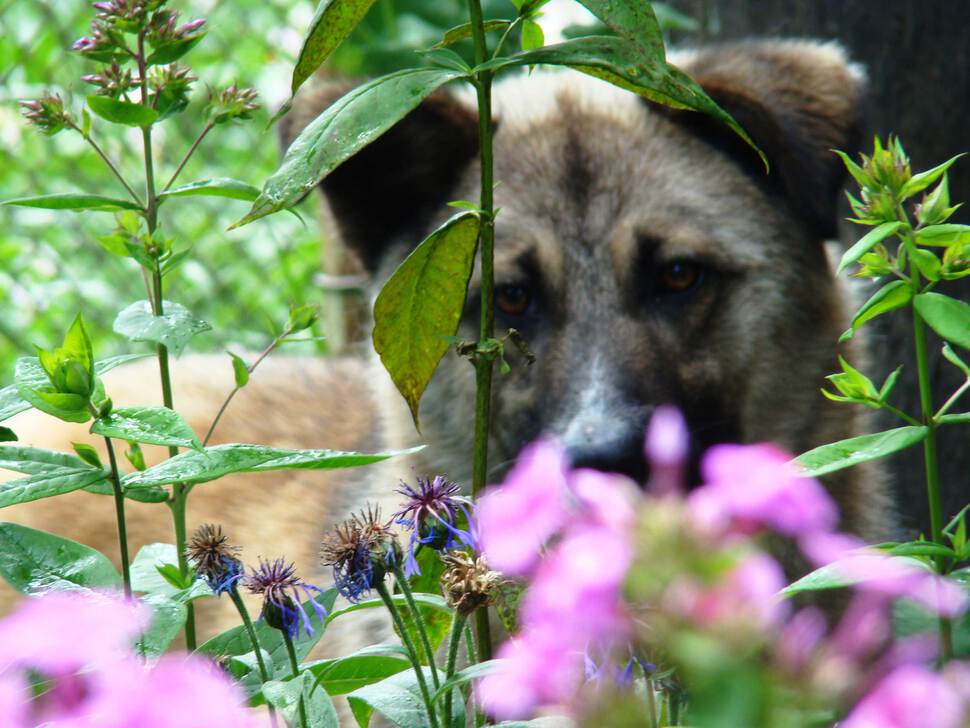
[0,591,149,674]
[0,673,27,728]
[689,443,837,537]
[569,469,638,533]
[73,653,265,728]
[476,628,582,720]
[841,664,965,728]
[665,552,788,630]
[776,607,827,672]
[479,439,570,576]
[521,525,632,642]
[644,406,688,495]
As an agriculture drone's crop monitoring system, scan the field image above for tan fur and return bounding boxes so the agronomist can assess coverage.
[1,40,896,645]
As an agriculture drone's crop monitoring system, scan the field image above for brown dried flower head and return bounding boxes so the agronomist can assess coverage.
[440,551,502,616]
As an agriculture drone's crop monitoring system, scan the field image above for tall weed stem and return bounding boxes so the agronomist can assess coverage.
[228,589,279,727]
[100,434,132,597]
[283,631,309,728]
[443,612,467,726]
[390,561,441,690]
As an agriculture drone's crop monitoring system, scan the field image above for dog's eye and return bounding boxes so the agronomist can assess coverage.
[495,284,533,316]
[657,260,704,294]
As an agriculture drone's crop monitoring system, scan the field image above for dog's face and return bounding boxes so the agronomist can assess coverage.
[286,40,867,486]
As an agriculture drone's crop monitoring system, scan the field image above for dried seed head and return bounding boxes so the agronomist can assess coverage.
[440,551,502,616]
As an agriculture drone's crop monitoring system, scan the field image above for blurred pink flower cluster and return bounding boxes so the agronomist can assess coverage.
[0,591,265,727]
[475,406,970,726]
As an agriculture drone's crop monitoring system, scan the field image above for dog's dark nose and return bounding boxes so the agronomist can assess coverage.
[565,431,648,484]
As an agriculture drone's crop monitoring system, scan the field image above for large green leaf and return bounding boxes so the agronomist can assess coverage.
[87,95,159,126]
[782,555,930,597]
[113,300,211,357]
[839,280,913,342]
[373,213,480,427]
[157,178,260,203]
[326,592,450,625]
[138,593,188,658]
[130,543,213,603]
[0,445,109,508]
[574,0,664,54]
[305,651,411,695]
[837,221,904,274]
[430,659,505,705]
[480,35,761,163]
[0,354,147,423]
[123,444,421,488]
[914,292,970,351]
[0,522,121,593]
[1,193,141,212]
[794,426,929,478]
[292,0,377,96]
[915,223,970,247]
[199,590,338,696]
[234,67,466,227]
[347,667,463,728]
[264,671,340,728]
[91,406,202,450]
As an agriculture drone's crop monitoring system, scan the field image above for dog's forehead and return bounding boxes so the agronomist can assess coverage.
[487,72,778,275]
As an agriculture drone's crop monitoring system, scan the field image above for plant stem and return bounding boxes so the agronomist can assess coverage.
[100,435,132,597]
[934,378,970,420]
[68,121,145,207]
[136,30,197,651]
[162,121,214,193]
[229,589,279,728]
[283,631,309,728]
[376,581,440,728]
[443,613,467,726]
[467,0,495,667]
[390,561,441,690]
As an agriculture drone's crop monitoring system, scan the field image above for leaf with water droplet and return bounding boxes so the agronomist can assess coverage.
[91,406,202,450]
[794,426,928,477]
[114,300,211,357]
[0,522,121,593]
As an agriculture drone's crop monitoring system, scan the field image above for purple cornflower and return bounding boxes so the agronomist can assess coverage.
[186,524,244,596]
[321,506,396,602]
[393,475,477,577]
[244,558,327,638]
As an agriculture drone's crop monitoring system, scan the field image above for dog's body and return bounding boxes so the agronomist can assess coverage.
[2,40,897,638]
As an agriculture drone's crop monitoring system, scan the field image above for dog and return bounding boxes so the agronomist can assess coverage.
[1,40,896,641]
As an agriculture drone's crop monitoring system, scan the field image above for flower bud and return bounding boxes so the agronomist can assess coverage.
[20,93,73,136]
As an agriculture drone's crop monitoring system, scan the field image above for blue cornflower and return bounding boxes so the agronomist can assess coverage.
[186,524,245,596]
[321,506,396,603]
[244,557,327,638]
[393,475,478,577]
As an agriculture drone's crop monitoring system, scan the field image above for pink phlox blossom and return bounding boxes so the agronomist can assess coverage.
[0,591,149,674]
[569,469,638,533]
[689,443,838,538]
[644,405,689,495]
[478,439,570,576]
[841,664,965,728]
[0,672,27,728]
[776,607,827,673]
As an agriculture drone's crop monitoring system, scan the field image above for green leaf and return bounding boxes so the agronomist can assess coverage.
[887,541,957,559]
[574,0,664,50]
[91,406,202,450]
[1,193,141,212]
[878,366,903,402]
[326,592,450,625]
[826,356,878,401]
[0,522,121,593]
[87,95,159,126]
[123,444,421,488]
[199,590,338,697]
[915,224,970,247]
[900,153,965,199]
[912,247,942,282]
[938,412,970,425]
[230,352,250,388]
[157,178,260,203]
[943,342,970,377]
[1,354,145,423]
[305,652,410,695]
[234,68,466,228]
[0,446,109,508]
[265,671,340,728]
[839,280,913,342]
[146,34,206,66]
[435,20,511,48]
[430,659,506,705]
[72,442,103,468]
[347,667,463,728]
[138,593,188,657]
[373,213,480,428]
[291,0,377,96]
[794,426,929,477]
[914,292,970,351]
[479,36,762,166]
[114,299,212,357]
[131,543,212,602]
[782,555,930,597]
[836,221,904,274]
[82,478,169,504]
[521,18,544,51]
[0,427,16,443]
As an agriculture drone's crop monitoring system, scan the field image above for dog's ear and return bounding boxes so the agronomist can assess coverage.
[666,40,866,239]
[279,81,479,271]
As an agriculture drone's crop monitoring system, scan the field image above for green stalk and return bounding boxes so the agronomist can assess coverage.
[376,581,440,728]
[390,561,441,690]
[901,227,952,662]
[229,589,279,728]
[283,631,309,728]
[467,0,495,667]
[100,434,132,597]
[442,613,467,726]
[137,29,197,650]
